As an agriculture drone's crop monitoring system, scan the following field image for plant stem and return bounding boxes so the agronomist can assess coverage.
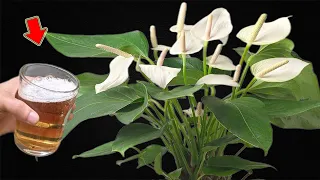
[203,41,209,75]
[150,99,164,111]
[235,63,250,94]
[153,50,159,60]
[149,103,165,121]
[207,66,213,75]
[241,77,257,97]
[144,56,155,65]
[182,54,187,85]
[239,44,251,67]
[241,171,253,180]
[235,145,246,156]
[172,99,199,167]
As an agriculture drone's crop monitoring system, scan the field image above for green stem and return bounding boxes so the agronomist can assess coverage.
[207,66,213,75]
[149,103,165,121]
[182,54,187,85]
[239,44,251,67]
[203,41,209,75]
[235,63,250,94]
[153,50,159,60]
[172,99,198,167]
[149,99,164,112]
[241,77,257,97]
[235,145,246,156]
[144,56,155,65]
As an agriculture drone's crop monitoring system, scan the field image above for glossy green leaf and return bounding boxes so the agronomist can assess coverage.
[203,134,239,152]
[249,64,320,101]
[63,86,140,139]
[72,141,114,159]
[163,57,230,85]
[259,98,320,129]
[138,145,167,168]
[46,31,149,58]
[202,96,273,153]
[76,72,108,97]
[112,123,163,156]
[234,39,294,66]
[154,152,164,175]
[139,81,203,100]
[203,156,274,176]
[115,84,149,124]
[262,99,320,117]
[168,168,182,180]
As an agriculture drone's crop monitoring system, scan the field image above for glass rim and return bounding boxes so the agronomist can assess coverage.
[19,63,80,93]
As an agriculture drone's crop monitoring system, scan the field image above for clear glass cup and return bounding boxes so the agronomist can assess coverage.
[14,63,79,157]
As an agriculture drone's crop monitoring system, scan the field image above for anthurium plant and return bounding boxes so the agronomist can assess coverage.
[46,2,320,180]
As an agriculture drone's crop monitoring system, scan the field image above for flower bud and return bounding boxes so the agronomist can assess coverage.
[150,25,158,48]
[95,44,132,58]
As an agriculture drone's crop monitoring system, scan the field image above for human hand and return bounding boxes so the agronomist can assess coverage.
[0,77,76,136]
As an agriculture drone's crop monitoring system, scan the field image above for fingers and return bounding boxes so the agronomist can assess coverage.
[0,96,39,124]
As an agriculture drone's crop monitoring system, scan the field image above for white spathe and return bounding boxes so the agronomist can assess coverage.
[169,31,203,55]
[207,54,236,71]
[237,17,291,45]
[151,45,171,51]
[139,65,181,89]
[170,24,193,32]
[251,58,309,82]
[196,74,239,87]
[191,8,233,44]
[95,56,134,93]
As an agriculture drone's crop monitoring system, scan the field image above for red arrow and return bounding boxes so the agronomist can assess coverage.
[23,16,48,46]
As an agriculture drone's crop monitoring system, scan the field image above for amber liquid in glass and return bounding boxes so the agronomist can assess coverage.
[14,93,75,157]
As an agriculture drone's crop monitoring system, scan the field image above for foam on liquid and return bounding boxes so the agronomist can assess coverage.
[19,76,77,103]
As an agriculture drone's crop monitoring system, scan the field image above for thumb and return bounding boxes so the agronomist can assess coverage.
[1,97,39,124]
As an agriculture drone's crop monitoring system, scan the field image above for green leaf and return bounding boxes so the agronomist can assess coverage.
[262,99,320,117]
[46,31,149,58]
[112,123,163,156]
[76,72,108,97]
[63,86,140,139]
[163,57,203,86]
[249,64,320,101]
[115,84,149,124]
[234,39,294,66]
[203,134,239,152]
[203,156,274,176]
[163,57,231,85]
[168,168,182,180]
[154,152,164,175]
[139,81,203,100]
[138,145,167,168]
[72,141,114,159]
[260,98,320,129]
[202,96,273,153]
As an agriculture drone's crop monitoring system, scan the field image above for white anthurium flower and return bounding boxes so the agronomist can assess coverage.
[170,30,203,55]
[251,58,309,82]
[139,49,181,89]
[183,102,204,117]
[95,56,134,93]
[207,55,236,71]
[170,24,193,32]
[94,44,134,94]
[237,16,291,45]
[196,74,240,87]
[190,8,233,45]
